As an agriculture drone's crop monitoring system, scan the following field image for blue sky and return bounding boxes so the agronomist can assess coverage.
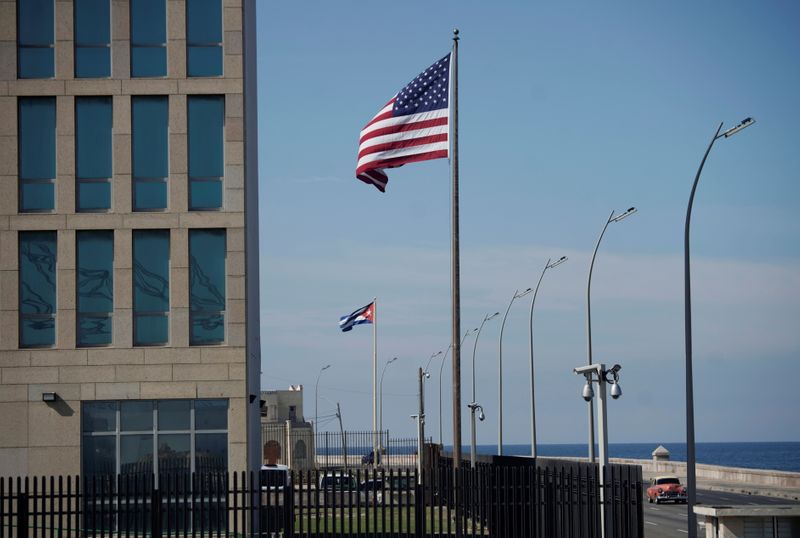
[255,2,800,445]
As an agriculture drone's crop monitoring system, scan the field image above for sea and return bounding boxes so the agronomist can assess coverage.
[456,442,800,473]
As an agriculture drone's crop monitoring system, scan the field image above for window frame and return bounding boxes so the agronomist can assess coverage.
[185,0,224,78]
[75,96,114,212]
[129,0,168,78]
[132,229,170,347]
[76,230,114,348]
[131,96,169,212]
[18,231,57,349]
[187,95,225,211]
[73,0,112,78]
[188,228,226,346]
[81,399,229,486]
[17,97,56,213]
[17,0,56,79]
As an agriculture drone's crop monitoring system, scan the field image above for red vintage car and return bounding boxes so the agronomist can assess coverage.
[646,476,688,504]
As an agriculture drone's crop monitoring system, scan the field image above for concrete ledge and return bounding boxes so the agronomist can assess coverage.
[695,505,800,518]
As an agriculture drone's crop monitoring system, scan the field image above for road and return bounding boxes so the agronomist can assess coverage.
[644,489,798,538]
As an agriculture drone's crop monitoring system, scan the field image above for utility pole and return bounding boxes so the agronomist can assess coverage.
[415,367,425,484]
[336,402,347,471]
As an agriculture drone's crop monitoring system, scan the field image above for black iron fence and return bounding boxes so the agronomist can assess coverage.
[261,426,425,470]
[0,457,643,537]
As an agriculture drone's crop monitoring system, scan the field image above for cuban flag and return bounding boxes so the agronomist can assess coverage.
[339,302,375,332]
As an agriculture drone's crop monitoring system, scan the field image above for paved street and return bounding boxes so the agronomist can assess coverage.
[644,489,798,538]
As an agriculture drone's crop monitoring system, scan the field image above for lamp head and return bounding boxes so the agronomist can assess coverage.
[582,380,594,402]
[486,312,500,322]
[548,256,567,269]
[478,409,485,421]
[611,207,637,223]
[610,382,622,400]
[722,117,755,138]
[321,364,331,371]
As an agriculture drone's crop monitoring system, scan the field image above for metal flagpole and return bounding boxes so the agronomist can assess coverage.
[373,297,378,460]
[450,29,462,470]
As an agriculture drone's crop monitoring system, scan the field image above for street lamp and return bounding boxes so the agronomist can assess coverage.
[498,288,533,455]
[528,256,567,457]
[470,312,499,468]
[685,117,754,538]
[315,364,331,438]
[439,328,478,446]
[379,356,398,464]
[586,206,636,462]
[574,362,623,538]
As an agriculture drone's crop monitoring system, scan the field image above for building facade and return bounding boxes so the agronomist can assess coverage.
[0,0,256,479]
[260,386,315,470]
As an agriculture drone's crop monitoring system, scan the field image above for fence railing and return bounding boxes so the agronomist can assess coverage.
[0,457,643,537]
[261,426,426,470]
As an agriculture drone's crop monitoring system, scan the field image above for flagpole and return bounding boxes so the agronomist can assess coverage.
[373,297,378,461]
[450,28,462,470]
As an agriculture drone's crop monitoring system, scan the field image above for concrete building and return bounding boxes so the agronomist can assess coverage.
[260,386,315,469]
[0,0,260,479]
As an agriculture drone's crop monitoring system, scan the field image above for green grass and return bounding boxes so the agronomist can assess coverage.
[291,506,487,534]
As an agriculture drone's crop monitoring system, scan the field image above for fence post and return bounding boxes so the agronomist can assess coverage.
[16,492,28,538]
[151,485,162,538]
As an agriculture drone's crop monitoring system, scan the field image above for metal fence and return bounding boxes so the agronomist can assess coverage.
[0,459,643,537]
[261,425,426,470]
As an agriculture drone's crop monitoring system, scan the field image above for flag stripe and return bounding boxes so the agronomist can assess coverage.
[358,132,449,160]
[360,108,449,139]
[357,149,449,176]
[357,141,449,171]
[359,117,449,146]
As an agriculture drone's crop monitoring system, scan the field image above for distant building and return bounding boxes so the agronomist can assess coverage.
[261,385,314,469]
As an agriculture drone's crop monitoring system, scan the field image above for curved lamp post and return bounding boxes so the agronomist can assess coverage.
[315,364,331,437]
[470,312,499,467]
[438,328,478,446]
[685,117,754,537]
[378,356,398,463]
[498,288,532,455]
[528,256,567,457]
[586,207,636,462]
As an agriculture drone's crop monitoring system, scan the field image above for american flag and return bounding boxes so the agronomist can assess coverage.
[356,53,451,192]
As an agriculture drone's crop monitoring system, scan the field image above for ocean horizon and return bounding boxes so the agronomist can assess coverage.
[441,442,800,473]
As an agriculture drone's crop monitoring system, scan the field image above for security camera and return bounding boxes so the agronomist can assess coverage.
[478,409,485,421]
[610,382,622,400]
[582,381,594,402]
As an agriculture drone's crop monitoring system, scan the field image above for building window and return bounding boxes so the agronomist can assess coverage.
[133,230,169,346]
[130,0,167,77]
[74,0,111,78]
[17,0,55,78]
[77,230,113,347]
[189,229,225,345]
[76,97,113,211]
[19,231,57,348]
[188,96,224,210]
[186,0,222,77]
[18,97,56,212]
[82,399,228,480]
[132,96,168,211]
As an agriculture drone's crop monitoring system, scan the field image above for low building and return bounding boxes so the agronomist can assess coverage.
[260,385,314,469]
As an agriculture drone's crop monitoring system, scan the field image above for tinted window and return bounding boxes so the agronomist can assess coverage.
[18,0,55,78]
[74,0,111,77]
[188,96,224,209]
[76,97,113,211]
[195,399,227,430]
[133,230,169,345]
[186,0,222,77]
[130,0,167,77]
[19,231,57,347]
[132,96,168,210]
[76,231,113,346]
[189,229,225,344]
[18,97,56,212]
